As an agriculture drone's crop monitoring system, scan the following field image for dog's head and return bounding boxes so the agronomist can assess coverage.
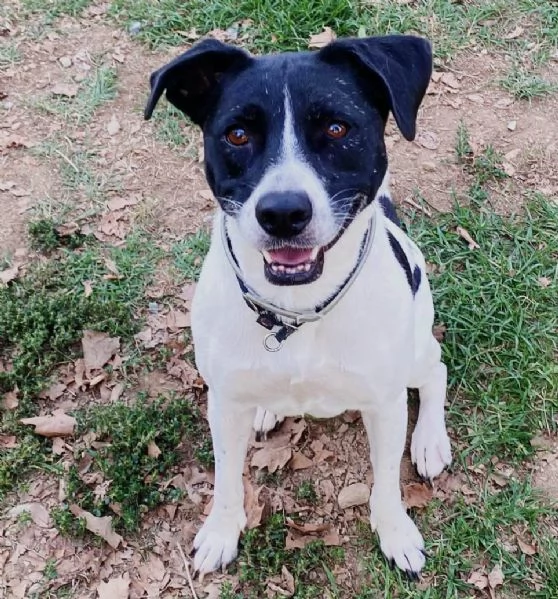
[145,36,432,286]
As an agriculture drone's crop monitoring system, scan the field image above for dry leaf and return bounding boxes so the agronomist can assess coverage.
[251,445,292,473]
[308,27,336,49]
[538,276,551,288]
[70,504,123,548]
[432,323,447,342]
[107,197,139,211]
[51,82,79,97]
[403,482,433,508]
[0,265,19,284]
[517,538,537,555]
[0,435,18,448]
[21,410,76,437]
[82,330,120,372]
[147,440,161,458]
[467,570,488,590]
[286,518,330,534]
[44,382,66,401]
[106,114,120,136]
[456,226,480,250]
[8,502,53,528]
[440,72,460,89]
[97,573,130,599]
[416,130,439,150]
[504,26,524,39]
[244,478,265,529]
[290,451,313,470]
[338,483,369,509]
[488,564,504,589]
[2,389,19,410]
[83,280,93,297]
[166,309,191,330]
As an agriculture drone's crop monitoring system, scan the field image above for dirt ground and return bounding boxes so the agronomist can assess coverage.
[1,2,557,598]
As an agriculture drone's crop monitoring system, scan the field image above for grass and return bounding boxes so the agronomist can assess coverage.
[0,43,22,68]
[501,65,558,100]
[172,229,211,281]
[21,0,93,19]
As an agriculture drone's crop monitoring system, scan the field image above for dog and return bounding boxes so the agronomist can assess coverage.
[145,34,452,578]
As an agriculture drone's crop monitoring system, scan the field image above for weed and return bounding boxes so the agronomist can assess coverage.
[51,505,87,537]
[22,0,93,19]
[501,65,557,100]
[0,43,21,67]
[149,103,198,153]
[172,229,211,281]
[43,558,58,580]
[64,394,204,531]
[471,145,508,185]
[28,219,86,252]
[295,480,318,504]
[455,119,473,163]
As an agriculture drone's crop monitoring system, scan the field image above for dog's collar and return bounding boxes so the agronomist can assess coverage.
[221,212,377,352]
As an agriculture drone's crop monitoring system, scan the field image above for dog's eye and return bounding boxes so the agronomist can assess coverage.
[225,127,250,146]
[325,121,349,139]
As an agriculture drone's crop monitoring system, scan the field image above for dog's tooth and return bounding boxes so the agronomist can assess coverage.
[304,263,311,272]
[310,247,320,260]
[277,265,285,272]
[262,250,273,264]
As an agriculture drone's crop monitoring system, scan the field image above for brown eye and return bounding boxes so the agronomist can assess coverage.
[326,121,348,139]
[226,127,249,146]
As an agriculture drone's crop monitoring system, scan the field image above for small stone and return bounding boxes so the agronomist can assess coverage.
[507,120,517,131]
[338,483,370,509]
[59,55,72,68]
[129,21,142,36]
[422,161,436,172]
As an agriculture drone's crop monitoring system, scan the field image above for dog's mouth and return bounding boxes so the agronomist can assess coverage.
[262,246,325,285]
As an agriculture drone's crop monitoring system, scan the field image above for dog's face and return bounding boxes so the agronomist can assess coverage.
[145,36,432,286]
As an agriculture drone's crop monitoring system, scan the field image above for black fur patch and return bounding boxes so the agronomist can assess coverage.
[387,231,421,296]
[378,195,401,226]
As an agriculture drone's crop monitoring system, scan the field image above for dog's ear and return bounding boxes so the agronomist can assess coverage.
[318,35,432,141]
[144,39,252,125]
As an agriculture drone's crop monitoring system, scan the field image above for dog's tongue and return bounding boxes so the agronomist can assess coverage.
[268,247,313,265]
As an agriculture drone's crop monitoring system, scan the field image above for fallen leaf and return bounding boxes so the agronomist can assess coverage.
[0,265,19,284]
[2,389,18,410]
[440,72,460,89]
[251,445,292,473]
[97,573,130,599]
[290,451,313,470]
[21,410,76,437]
[517,538,537,555]
[106,114,120,136]
[82,330,120,372]
[538,276,551,288]
[83,280,93,297]
[467,570,488,590]
[166,309,191,330]
[504,25,524,39]
[432,323,447,342]
[179,282,196,310]
[456,226,480,250]
[147,440,161,458]
[107,197,139,211]
[403,482,433,509]
[308,27,336,49]
[98,211,127,239]
[44,382,66,401]
[338,483,369,509]
[52,437,66,455]
[281,565,295,595]
[70,504,123,548]
[488,564,504,589]
[51,82,79,97]
[286,518,330,534]
[8,502,52,527]
[244,478,265,529]
[0,434,18,448]
[416,130,439,150]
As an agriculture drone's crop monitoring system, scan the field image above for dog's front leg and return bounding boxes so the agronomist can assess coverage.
[362,392,426,577]
[193,392,255,574]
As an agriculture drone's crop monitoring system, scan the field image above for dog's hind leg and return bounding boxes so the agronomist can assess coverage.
[411,359,452,480]
[253,408,284,439]
[193,392,255,574]
[362,393,426,575]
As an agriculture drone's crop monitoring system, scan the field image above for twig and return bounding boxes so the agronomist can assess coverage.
[177,542,199,599]
[403,196,432,217]
[53,148,79,173]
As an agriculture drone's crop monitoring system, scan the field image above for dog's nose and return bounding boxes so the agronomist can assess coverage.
[255,192,312,238]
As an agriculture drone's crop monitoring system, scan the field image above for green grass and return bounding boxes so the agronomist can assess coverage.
[22,0,93,19]
[172,229,211,281]
[501,65,558,100]
[0,43,22,68]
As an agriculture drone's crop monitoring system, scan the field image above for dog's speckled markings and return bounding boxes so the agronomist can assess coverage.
[145,35,452,578]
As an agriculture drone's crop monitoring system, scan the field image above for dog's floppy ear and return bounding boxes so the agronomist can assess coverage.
[144,39,252,125]
[319,35,432,141]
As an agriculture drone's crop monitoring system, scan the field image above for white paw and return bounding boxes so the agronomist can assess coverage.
[253,408,283,436]
[411,416,452,480]
[193,510,246,574]
[370,506,426,576]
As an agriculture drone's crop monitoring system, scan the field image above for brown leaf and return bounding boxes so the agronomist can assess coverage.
[83,280,93,297]
[98,212,127,239]
[106,114,120,136]
[0,434,18,448]
[504,25,524,39]
[440,72,460,89]
[290,451,313,470]
[147,440,161,458]
[56,222,80,236]
[251,445,292,473]
[308,27,336,49]
[538,276,551,288]
[97,573,130,599]
[21,410,76,437]
[70,504,123,548]
[403,482,434,509]
[338,483,369,509]
[467,570,488,590]
[286,518,330,534]
[8,502,52,527]
[179,282,196,310]
[82,330,120,372]
[51,82,79,97]
[244,477,265,529]
[456,226,480,250]
[281,565,295,595]
[107,197,139,211]
[488,564,504,589]
[0,265,19,284]
[517,538,537,556]
[2,389,19,410]
[416,130,439,150]
[166,309,191,330]
[432,323,447,342]
[45,382,66,401]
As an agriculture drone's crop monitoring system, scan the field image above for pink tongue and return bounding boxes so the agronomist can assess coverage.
[268,247,313,266]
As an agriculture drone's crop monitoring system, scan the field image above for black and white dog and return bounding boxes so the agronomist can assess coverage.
[145,35,452,578]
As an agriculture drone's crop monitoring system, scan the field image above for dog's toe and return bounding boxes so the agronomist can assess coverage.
[253,408,284,436]
[411,417,452,480]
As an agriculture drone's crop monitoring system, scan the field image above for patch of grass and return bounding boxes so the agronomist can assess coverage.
[22,0,93,19]
[235,512,343,598]
[295,480,318,504]
[0,43,22,67]
[172,229,211,281]
[0,233,162,497]
[455,119,473,163]
[28,218,86,252]
[51,505,87,537]
[408,195,557,463]
[501,65,558,100]
[37,64,117,125]
[62,394,204,531]
[149,103,198,153]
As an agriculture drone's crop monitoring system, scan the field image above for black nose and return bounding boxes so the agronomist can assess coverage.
[255,192,312,238]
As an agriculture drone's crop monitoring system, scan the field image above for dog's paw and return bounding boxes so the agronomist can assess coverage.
[411,416,452,480]
[193,510,246,574]
[253,408,283,438]
[370,506,426,576]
